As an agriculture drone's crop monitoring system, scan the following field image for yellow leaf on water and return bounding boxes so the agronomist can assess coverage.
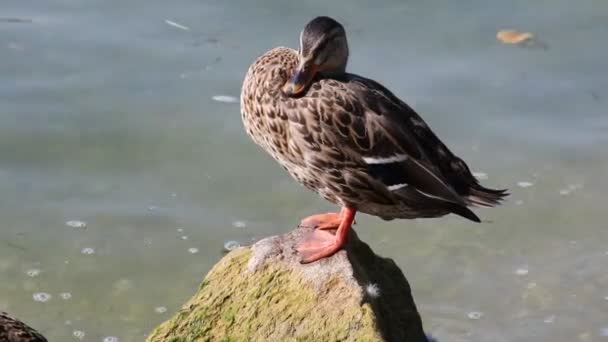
[497,29,534,44]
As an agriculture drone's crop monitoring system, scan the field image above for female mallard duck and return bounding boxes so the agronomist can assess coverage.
[0,312,47,342]
[241,16,507,263]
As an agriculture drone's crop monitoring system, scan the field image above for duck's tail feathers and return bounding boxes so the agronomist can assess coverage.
[466,185,509,207]
[445,201,482,223]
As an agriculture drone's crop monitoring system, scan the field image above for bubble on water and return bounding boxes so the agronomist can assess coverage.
[526,282,537,289]
[176,228,184,233]
[73,330,85,340]
[472,172,488,180]
[188,247,199,254]
[517,181,534,188]
[60,292,72,300]
[223,241,240,252]
[65,320,72,325]
[81,247,95,255]
[559,183,583,196]
[171,192,177,198]
[148,206,160,211]
[181,235,189,240]
[515,200,524,205]
[33,292,51,302]
[64,260,70,265]
[543,315,555,324]
[212,95,238,103]
[66,220,87,229]
[26,269,40,277]
[154,306,167,314]
[467,311,483,320]
[232,220,247,228]
[515,267,529,276]
[103,336,119,342]
[165,19,190,31]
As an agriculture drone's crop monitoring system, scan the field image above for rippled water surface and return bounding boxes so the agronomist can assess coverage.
[1,0,607,341]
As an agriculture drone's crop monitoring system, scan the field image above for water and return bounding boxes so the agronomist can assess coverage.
[1,0,607,341]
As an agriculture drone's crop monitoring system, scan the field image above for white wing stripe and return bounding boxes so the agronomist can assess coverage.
[415,189,447,201]
[387,183,408,191]
[362,154,408,164]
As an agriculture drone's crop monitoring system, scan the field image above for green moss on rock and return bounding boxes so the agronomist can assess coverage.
[147,228,426,342]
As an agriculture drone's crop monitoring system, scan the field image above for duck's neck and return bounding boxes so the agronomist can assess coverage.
[318,58,348,78]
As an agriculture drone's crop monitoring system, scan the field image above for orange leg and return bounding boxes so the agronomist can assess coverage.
[297,207,356,264]
[299,208,345,230]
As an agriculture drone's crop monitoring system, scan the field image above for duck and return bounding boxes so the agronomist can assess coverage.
[240,16,507,264]
[0,311,47,342]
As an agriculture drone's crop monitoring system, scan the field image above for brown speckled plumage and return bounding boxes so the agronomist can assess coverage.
[241,17,507,223]
[0,312,47,342]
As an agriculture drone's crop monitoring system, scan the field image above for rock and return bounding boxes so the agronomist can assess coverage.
[147,227,428,342]
[0,312,47,342]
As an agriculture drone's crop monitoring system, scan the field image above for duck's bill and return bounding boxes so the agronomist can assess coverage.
[282,64,318,96]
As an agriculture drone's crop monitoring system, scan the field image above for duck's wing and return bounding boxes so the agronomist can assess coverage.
[314,75,505,221]
[357,77,507,204]
[351,76,508,207]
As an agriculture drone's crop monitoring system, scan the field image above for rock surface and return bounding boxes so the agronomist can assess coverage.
[147,227,428,342]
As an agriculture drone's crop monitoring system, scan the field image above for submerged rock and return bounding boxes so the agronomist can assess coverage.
[147,227,427,341]
[0,312,47,342]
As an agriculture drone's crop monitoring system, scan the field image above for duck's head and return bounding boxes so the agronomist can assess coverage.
[282,16,349,96]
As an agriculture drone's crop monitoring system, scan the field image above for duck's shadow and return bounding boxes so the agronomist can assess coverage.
[346,228,435,342]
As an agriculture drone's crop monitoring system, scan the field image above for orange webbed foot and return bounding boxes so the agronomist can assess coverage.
[298,212,342,230]
[296,229,343,264]
[296,207,356,264]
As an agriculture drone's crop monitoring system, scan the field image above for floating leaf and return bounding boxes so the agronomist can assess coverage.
[497,29,534,44]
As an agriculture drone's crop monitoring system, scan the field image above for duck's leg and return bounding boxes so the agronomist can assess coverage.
[298,208,345,230]
[299,208,356,230]
[297,207,356,264]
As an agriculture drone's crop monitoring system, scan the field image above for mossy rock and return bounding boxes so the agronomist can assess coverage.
[147,227,427,342]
